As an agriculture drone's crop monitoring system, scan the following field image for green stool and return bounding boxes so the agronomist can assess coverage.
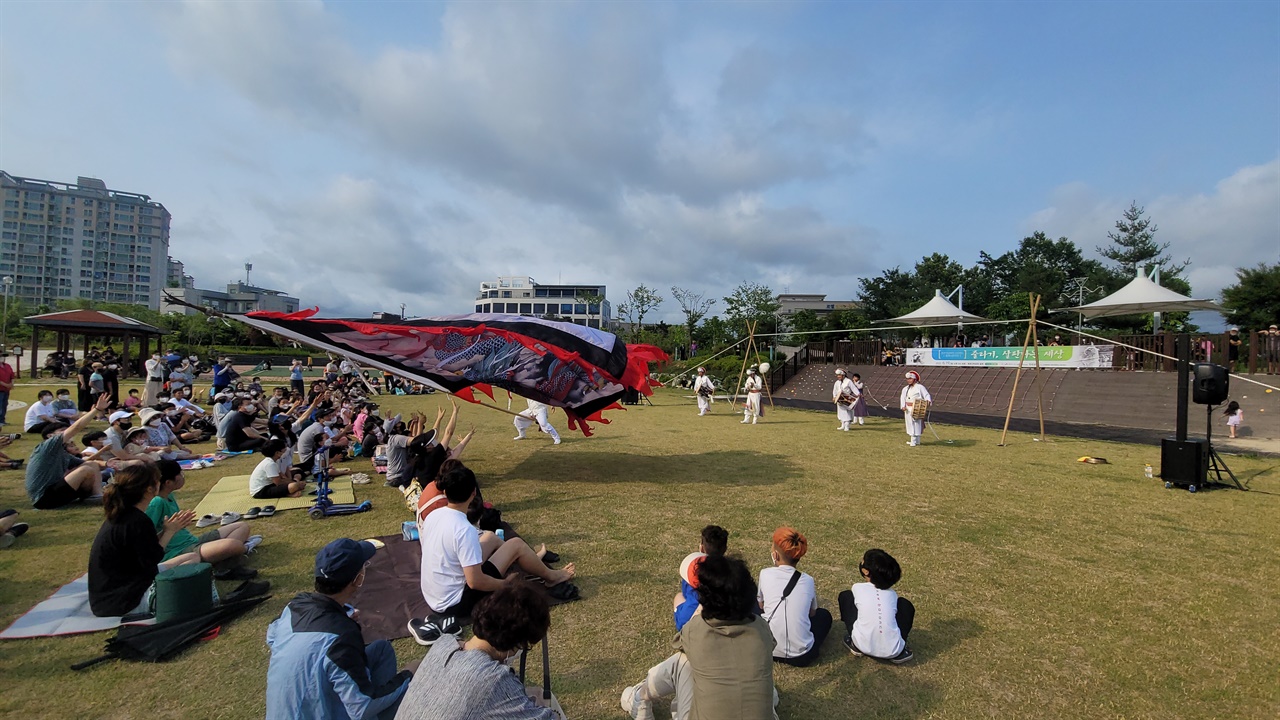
[152,563,215,623]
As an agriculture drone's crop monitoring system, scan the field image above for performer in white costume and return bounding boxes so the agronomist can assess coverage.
[741,367,764,424]
[899,371,932,447]
[513,398,561,445]
[833,369,857,431]
[849,372,867,426]
[693,367,715,416]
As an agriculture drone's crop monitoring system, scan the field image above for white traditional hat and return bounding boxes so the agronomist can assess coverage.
[747,367,757,374]
[835,368,846,375]
[680,552,707,588]
[905,370,921,382]
[696,367,705,372]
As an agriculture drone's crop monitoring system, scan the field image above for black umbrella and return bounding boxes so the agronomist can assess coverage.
[72,587,270,670]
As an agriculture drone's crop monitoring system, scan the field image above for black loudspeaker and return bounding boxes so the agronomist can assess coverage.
[1161,437,1208,487]
[1192,363,1229,406]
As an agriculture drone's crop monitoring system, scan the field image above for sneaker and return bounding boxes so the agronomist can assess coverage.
[9,522,28,538]
[220,511,242,526]
[621,683,654,720]
[432,613,461,636]
[351,473,371,485]
[552,437,561,445]
[842,635,864,656]
[196,514,220,528]
[512,435,526,441]
[214,565,259,581]
[407,618,443,646]
[244,535,264,553]
[889,647,914,664]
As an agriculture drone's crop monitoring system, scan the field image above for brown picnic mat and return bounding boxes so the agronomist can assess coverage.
[352,530,580,643]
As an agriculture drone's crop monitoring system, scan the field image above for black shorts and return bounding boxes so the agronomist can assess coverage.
[33,480,90,510]
[438,561,502,618]
[253,483,292,499]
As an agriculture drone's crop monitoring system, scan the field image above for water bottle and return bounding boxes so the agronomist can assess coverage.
[1144,464,1153,479]
[496,529,505,541]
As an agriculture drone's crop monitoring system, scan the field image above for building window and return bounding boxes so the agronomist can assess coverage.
[475,305,483,313]
[561,303,573,314]
[533,303,546,314]
[535,289,548,297]
[502,291,511,298]
[519,303,532,314]
[574,304,587,315]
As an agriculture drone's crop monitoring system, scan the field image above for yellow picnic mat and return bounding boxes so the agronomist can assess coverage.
[192,475,356,517]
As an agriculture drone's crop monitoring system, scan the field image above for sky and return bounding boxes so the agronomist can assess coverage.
[1,1,1276,328]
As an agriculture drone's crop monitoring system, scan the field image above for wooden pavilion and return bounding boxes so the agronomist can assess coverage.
[20,309,168,379]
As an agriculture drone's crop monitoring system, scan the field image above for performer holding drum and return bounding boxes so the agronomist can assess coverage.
[899,371,932,447]
[741,367,764,425]
[693,367,715,416]
[833,369,856,431]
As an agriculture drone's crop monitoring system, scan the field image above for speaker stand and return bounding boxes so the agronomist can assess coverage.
[1204,405,1245,491]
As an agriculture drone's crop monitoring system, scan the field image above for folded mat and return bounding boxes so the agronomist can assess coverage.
[352,531,580,643]
[192,475,355,517]
[1,574,156,639]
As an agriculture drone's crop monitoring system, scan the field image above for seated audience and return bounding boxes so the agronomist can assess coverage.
[52,389,79,420]
[0,508,30,549]
[104,410,155,463]
[25,396,112,509]
[396,578,563,720]
[250,438,308,499]
[409,463,574,645]
[123,426,165,462]
[147,460,258,581]
[24,390,67,435]
[674,525,728,631]
[838,548,915,664]
[622,554,777,720]
[140,407,197,459]
[757,527,832,667]
[266,538,414,719]
[122,388,142,411]
[223,396,267,452]
[87,463,201,617]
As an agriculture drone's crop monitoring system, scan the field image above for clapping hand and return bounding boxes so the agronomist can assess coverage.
[163,509,196,533]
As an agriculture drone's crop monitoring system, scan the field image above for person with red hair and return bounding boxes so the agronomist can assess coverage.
[757,527,832,667]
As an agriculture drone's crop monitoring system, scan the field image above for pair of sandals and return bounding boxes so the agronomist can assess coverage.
[244,506,276,519]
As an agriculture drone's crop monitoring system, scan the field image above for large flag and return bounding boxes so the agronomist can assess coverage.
[237,309,667,432]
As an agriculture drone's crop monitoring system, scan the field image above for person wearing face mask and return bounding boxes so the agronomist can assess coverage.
[143,352,166,406]
[103,410,154,463]
[139,407,196,460]
[397,578,563,720]
[52,389,79,421]
[25,394,112,509]
[24,390,68,435]
[266,538,414,720]
[223,396,267,452]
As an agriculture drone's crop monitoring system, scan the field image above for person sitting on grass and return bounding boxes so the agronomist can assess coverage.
[674,525,728,631]
[266,538,414,720]
[223,396,268,452]
[25,395,113,509]
[23,390,67,435]
[758,527,832,667]
[140,407,197,459]
[146,459,259,581]
[87,463,202,617]
[251,438,308,499]
[0,508,30,549]
[123,426,167,462]
[122,388,142,411]
[0,435,23,471]
[408,464,574,645]
[838,548,915,664]
[52,389,80,421]
[80,430,111,460]
[104,410,156,463]
[622,554,778,720]
[396,578,565,720]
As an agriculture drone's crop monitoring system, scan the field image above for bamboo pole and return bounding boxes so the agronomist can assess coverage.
[729,320,756,411]
[999,293,1042,446]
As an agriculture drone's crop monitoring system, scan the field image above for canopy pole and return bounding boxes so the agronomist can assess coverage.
[999,293,1041,446]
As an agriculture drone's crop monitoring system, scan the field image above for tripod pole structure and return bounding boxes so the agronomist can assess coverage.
[999,293,1041,446]
[729,320,756,411]
[1030,308,1046,441]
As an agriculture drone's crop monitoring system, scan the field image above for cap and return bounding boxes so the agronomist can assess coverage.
[680,552,706,588]
[314,538,377,586]
[410,429,438,453]
[108,410,132,423]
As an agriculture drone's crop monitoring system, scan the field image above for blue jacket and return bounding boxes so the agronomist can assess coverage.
[212,364,236,388]
[265,592,409,720]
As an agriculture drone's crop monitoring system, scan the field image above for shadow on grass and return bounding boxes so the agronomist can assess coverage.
[907,616,983,666]
[497,451,802,488]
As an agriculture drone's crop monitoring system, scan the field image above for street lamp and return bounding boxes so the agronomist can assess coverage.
[400,303,406,320]
[1,276,12,349]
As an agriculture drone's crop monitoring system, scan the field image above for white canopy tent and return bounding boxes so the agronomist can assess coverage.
[879,290,987,326]
[1067,271,1221,319]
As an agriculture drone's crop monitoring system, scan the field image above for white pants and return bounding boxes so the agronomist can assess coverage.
[743,392,761,422]
[514,409,560,441]
[836,403,854,424]
[640,652,778,720]
[904,413,924,440]
[696,395,711,414]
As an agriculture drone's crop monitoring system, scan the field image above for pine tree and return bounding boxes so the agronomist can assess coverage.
[1097,202,1188,277]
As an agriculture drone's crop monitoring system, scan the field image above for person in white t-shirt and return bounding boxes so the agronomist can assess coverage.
[409,463,575,645]
[838,548,915,664]
[249,438,307,500]
[757,527,832,667]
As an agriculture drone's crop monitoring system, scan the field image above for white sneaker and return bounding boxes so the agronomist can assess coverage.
[244,535,263,553]
[513,435,525,441]
[552,437,561,445]
[741,419,749,424]
[621,683,654,720]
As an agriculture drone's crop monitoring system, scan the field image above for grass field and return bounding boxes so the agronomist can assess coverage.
[0,381,1277,720]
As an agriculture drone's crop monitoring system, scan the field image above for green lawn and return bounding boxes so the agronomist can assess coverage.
[0,383,1277,719]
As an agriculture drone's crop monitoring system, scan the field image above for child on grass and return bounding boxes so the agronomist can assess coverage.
[122,388,141,411]
[1224,401,1243,439]
[758,527,832,667]
[838,548,915,664]
[674,525,729,631]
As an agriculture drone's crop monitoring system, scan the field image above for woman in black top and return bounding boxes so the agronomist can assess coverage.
[76,361,94,412]
[87,464,201,617]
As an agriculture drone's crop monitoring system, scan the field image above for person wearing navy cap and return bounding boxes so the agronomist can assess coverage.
[266,539,414,719]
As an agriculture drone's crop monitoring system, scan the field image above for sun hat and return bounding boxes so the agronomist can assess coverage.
[138,407,164,426]
[680,552,706,588]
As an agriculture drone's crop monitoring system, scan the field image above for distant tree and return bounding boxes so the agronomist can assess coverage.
[1221,262,1280,331]
[694,315,734,351]
[857,268,918,321]
[722,281,780,336]
[1095,203,1195,333]
[912,253,966,302]
[671,286,715,356]
[625,285,663,335]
